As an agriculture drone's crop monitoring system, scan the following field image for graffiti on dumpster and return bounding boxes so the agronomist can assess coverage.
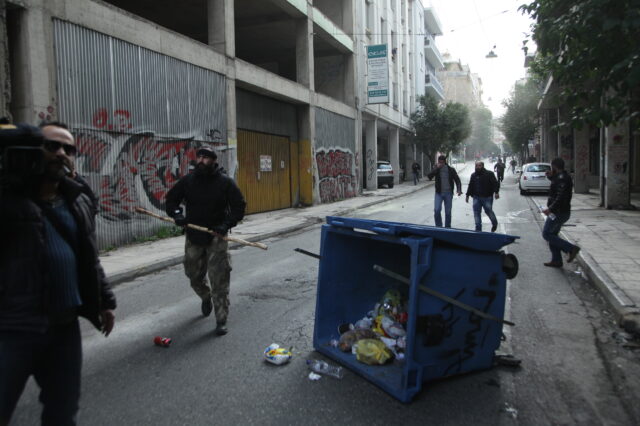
[316,148,357,203]
[440,288,496,376]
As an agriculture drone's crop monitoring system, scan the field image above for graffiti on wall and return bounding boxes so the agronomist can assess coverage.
[315,148,357,203]
[75,130,224,221]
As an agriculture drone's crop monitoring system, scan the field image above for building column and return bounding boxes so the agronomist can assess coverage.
[574,126,590,193]
[604,122,631,208]
[208,0,235,57]
[298,105,316,205]
[296,16,314,89]
[226,77,237,178]
[390,127,399,184]
[558,108,573,172]
[365,119,378,190]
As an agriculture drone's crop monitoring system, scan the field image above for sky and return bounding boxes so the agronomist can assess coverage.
[426,0,536,119]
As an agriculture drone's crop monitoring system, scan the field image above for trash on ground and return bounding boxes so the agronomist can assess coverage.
[308,372,322,381]
[494,354,522,368]
[502,403,518,419]
[153,336,172,347]
[306,359,344,379]
[264,343,292,365]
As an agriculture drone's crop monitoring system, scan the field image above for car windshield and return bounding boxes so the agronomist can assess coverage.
[526,164,551,173]
[378,164,392,170]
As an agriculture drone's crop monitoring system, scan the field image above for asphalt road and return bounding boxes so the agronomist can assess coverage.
[11,163,640,425]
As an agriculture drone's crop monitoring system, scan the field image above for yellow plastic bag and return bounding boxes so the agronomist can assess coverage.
[355,339,394,365]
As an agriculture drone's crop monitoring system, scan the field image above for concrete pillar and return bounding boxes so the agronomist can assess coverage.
[298,105,316,205]
[365,119,378,190]
[558,108,573,172]
[226,77,237,179]
[574,126,590,193]
[208,0,235,57]
[604,122,631,208]
[390,127,399,184]
[296,16,314,89]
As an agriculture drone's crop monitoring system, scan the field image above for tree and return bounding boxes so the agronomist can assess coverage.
[466,106,494,159]
[410,94,471,166]
[520,0,640,129]
[500,79,539,162]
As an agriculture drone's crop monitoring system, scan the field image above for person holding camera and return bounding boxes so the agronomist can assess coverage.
[0,123,116,425]
[165,147,245,336]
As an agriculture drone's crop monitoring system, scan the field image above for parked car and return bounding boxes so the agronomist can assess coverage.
[519,162,552,195]
[377,161,394,188]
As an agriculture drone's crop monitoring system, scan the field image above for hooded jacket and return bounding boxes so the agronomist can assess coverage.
[165,164,246,246]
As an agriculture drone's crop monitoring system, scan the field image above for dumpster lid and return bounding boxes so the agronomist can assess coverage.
[325,216,519,251]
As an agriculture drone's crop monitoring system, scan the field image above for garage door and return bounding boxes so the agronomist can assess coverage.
[237,129,291,214]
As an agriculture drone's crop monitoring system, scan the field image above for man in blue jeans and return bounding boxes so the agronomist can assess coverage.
[466,161,500,232]
[542,158,581,267]
[427,155,462,227]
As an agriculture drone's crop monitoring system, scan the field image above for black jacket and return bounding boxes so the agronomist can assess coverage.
[547,170,573,214]
[427,165,462,194]
[165,165,246,246]
[411,162,421,173]
[466,168,500,198]
[0,177,116,333]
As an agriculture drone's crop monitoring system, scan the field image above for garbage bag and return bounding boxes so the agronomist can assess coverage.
[355,339,394,365]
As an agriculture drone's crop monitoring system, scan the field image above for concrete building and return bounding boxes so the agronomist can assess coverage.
[537,76,640,209]
[0,0,441,248]
[437,53,483,109]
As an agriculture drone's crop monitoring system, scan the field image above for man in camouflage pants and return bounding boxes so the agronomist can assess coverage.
[166,147,246,335]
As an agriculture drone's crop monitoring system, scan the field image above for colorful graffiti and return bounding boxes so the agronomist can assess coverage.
[316,148,357,203]
[74,131,224,222]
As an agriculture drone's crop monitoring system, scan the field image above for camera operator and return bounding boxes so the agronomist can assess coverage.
[0,123,116,425]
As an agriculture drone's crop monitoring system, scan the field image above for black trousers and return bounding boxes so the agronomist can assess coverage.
[0,319,82,426]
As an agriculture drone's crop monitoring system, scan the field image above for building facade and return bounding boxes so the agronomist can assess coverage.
[0,0,441,248]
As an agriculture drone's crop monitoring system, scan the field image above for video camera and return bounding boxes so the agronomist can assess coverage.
[0,120,45,191]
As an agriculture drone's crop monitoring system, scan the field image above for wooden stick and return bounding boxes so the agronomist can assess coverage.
[135,207,268,250]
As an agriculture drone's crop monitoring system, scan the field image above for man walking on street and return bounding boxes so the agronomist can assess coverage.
[510,158,517,174]
[466,161,500,232]
[427,155,462,228]
[166,147,246,335]
[542,158,581,268]
[411,161,421,185]
[0,123,116,425]
[494,158,506,182]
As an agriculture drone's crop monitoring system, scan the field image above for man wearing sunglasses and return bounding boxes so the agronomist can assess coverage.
[40,122,99,215]
[0,123,116,425]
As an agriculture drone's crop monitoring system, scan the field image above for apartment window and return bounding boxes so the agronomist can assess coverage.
[366,1,373,39]
[420,52,424,72]
[393,82,399,109]
[402,43,406,70]
[391,0,396,12]
[403,90,408,115]
[381,18,387,45]
[391,31,397,61]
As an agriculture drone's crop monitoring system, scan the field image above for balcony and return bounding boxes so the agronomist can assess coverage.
[425,72,444,101]
[424,35,444,69]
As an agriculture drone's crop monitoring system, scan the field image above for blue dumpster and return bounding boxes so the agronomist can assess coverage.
[313,216,519,402]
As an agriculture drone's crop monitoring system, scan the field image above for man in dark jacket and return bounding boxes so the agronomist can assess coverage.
[542,157,580,267]
[165,147,246,335]
[0,124,116,425]
[411,161,421,185]
[427,155,462,228]
[494,158,506,182]
[466,161,500,232]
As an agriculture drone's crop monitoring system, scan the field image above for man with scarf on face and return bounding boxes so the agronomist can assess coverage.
[165,146,246,335]
[0,123,116,425]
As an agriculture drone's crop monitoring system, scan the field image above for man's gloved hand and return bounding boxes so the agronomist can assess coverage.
[173,214,188,227]
[211,224,228,236]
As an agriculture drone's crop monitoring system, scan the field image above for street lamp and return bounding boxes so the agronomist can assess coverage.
[486,45,498,59]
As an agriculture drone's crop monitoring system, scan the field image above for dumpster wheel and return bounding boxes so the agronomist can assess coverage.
[502,253,519,279]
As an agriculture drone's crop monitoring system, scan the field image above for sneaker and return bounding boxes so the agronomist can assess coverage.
[567,246,581,263]
[544,261,563,268]
[491,223,498,233]
[201,297,213,317]
[215,323,228,336]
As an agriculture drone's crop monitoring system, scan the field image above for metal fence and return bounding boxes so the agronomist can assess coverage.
[53,20,227,249]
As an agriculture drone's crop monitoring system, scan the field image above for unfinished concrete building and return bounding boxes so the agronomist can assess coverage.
[1,0,438,248]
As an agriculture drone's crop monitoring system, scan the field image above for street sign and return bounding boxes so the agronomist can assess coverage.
[367,44,389,104]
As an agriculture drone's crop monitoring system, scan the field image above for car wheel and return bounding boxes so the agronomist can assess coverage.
[388,182,394,188]
[520,189,527,195]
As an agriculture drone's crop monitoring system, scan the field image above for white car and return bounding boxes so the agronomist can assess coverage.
[519,162,552,195]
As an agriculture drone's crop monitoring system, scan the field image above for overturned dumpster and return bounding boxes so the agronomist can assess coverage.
[312,216,519,402]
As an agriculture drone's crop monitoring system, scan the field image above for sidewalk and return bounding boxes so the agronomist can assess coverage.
[556,191,640,333]
[99,176,437,285]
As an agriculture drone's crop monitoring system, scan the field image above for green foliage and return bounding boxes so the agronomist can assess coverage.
[520,0,640,129]
[500,79,540,159]
[410,94,471,165]
[466,106,494,158]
